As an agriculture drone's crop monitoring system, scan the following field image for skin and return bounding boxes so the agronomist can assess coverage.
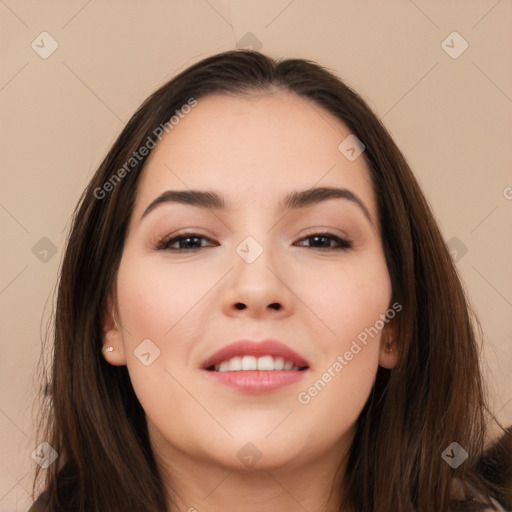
[102,90,399,512]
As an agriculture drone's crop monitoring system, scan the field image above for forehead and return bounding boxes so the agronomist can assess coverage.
[132,90,376,219]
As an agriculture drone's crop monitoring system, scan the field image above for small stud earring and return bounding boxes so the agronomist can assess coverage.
[102,345,117,358]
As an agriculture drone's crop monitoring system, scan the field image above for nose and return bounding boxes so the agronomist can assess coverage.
[221,239,294,320]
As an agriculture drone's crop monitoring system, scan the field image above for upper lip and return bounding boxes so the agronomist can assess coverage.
[201,339,310,370]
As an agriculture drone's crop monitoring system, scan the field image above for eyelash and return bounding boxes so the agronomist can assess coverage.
[155,230,353,252]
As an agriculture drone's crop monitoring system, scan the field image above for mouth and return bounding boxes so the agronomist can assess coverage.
[201,339,310,371]
[206,355,308,372]
[201,339,310,393]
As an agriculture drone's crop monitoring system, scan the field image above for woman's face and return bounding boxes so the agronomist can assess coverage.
[104,90,398,474]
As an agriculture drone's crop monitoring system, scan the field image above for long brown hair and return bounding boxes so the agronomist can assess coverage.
[31,49,510,511]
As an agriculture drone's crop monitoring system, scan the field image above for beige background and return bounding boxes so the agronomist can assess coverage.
[1,1,511,509]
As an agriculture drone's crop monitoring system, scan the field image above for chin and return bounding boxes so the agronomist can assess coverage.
[218,441,310,473]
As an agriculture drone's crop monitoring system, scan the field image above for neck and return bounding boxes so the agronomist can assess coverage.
[150,431,353,512]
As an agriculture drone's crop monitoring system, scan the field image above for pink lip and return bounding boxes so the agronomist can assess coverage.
[200,339,310,394]
[201,339,310,370]
[203,369,308,393]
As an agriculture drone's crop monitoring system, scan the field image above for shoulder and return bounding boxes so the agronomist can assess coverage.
[27,490,49,512]
[485,498,509,511]
[27,503,44,512]
[451,477,510,512]
[480,498,509,511]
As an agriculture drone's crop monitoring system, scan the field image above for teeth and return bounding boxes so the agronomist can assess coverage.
[241,355,257,371]
[257,355,274,370]
[218,360,230,372]
[274,357,285,370]
[214,355,302,372]
[228,356,242,371]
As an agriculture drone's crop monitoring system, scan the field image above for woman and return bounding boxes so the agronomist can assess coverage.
[29,49,510,511]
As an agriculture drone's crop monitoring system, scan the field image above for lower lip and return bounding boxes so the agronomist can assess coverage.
[202,369,308,393]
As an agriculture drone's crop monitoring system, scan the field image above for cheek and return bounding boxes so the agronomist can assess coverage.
[116,253,213,341]
[292,256,391,439]
[114,255,212,440]
[114,254,192,379]
[303,252,392,347]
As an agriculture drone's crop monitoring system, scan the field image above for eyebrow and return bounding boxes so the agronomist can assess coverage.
[140,186,373,224]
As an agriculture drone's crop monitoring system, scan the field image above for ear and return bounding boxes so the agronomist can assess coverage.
[101,291,127,366]
[378,317,400,370]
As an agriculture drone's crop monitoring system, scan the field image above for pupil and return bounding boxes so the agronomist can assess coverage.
[313,236,329,247]
[181,236,200,249]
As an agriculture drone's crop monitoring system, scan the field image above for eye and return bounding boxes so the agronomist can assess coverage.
[295,232,352,251]
[155,231,217,252]
[155,231,353,252]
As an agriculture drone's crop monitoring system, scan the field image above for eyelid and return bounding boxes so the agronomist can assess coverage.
[298,226,351,240]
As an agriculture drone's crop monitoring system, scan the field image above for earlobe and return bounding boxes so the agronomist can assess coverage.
[379,339,399,369]
[378,322,400,369]
[101,292,127,366]
[101,330,127,366]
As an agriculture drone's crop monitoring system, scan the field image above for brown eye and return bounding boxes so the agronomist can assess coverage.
[295,232,352,250]
[156,232,217,251]
[155,231,352,252]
